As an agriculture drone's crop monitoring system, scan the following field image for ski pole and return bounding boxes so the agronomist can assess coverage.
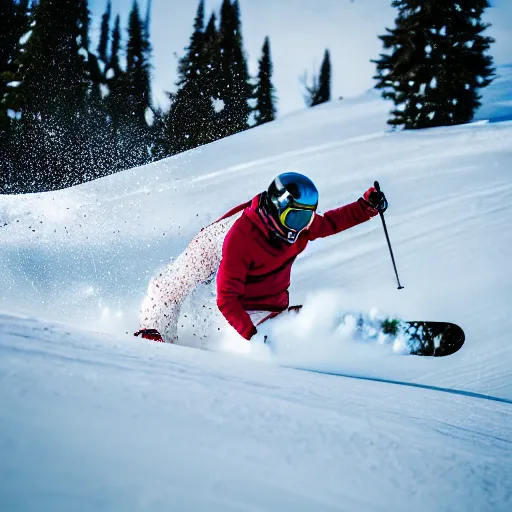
[374,181,404,290]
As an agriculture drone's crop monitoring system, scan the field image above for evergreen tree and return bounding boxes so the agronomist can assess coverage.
[176,0,205,87]
[85,48,113,174]
[1,0,30,130]
[109,14,122,76]
[254,36,277,125]
[302,49,331,108]
[126,1,151,126]
[10,0,92,191]
[203,11,223,140]
[149,103,168,160]
[80,0,117,179]
[160,0,216,156]
[203,12,221,101]
[217,0,252,137]
[97,2,152,169]
[95,2,156,176]
[0,1,18,103]
[105,13,127,160]
[122,0,152,164]
[373,0,495,129]
[314,49,331,106]
[97,0,111,63]
[1,0,30,190]
[98,12,137,174]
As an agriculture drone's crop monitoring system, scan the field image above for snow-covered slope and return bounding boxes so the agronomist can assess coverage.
[1,89,512,510]
[1,313,511,512]
[1,91,511,395]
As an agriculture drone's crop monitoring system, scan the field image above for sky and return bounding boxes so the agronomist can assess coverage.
[89,0,512,117]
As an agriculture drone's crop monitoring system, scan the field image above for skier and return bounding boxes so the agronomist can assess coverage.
[135,172,388,343]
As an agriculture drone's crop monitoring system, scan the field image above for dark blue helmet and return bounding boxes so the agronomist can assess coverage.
[263,172,319,243]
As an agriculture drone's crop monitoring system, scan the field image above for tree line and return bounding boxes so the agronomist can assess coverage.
[1,0,495,194]
[1,0,154,192]
[0,0,287,192]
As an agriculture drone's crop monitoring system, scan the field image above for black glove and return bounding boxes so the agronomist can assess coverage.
[364,186,388,213]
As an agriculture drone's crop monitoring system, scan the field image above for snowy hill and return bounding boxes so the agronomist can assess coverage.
[1,88,512,510]
[1,313,511,511]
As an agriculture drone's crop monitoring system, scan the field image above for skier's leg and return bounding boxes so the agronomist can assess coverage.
[136,217,237,343]
[137,279,181,343]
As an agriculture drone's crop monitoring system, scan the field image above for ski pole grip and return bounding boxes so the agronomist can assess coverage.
[374,180,381,193]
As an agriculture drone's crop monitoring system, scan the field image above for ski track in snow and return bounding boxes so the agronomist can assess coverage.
[302,369,512,405]
[1,82,512,509]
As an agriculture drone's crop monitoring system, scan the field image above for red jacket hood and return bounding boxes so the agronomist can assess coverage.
[244,193,276,241]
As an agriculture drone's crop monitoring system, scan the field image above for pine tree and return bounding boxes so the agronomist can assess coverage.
[125,1,151,127]
[109,1,152,167]
[97,0,111,63]
[373,0,495,129]
[302,49,332,107]
[217,0,252,137]
[1,0,30,190]
[1,0,30,130]
[177,0,205,87]
[203,12,222,135]
[204,14,221,84]
[10,0,92,191]
[160,0,216,156]
[86,48,114,176]
[149,103,168,160]
[109,14,122,76]
[99,13,132,173]
[0,1,18,105]
[105,14,125,146]
[78,0,115,179]
[314,49,331,106]
[254,37,277,125]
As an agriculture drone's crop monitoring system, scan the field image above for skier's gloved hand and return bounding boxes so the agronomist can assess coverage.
[363,186,388,213]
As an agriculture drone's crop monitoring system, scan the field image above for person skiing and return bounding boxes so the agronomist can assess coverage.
[135,172,388,344]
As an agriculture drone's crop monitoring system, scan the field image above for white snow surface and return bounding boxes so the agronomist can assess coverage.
[1,89,512,510]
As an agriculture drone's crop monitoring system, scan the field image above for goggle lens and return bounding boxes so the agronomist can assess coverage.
[281,207,314,232]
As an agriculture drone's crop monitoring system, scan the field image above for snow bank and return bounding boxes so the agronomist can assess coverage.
[1,312,511,512]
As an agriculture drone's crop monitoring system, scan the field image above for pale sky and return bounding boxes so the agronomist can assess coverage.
[89,0,512,117]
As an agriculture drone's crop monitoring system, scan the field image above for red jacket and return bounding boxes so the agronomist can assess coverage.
[216,194,378,340]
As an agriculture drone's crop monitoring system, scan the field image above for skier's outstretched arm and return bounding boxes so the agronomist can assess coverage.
[307,188,382,241]
[216,228,256,341]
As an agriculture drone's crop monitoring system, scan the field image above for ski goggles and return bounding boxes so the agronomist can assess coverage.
[279,204,316,232]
